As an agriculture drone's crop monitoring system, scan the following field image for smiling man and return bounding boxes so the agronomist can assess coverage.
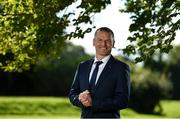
[69,27,131,119]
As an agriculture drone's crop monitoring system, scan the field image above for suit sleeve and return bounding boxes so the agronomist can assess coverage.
[68,64,84,108]
[92,64,131,112]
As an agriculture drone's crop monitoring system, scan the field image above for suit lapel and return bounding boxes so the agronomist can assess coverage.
[84,59,94,90]
[94,56,114,91]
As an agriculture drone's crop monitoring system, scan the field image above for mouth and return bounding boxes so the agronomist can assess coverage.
[99,48,109,53]
[99,47,107,50]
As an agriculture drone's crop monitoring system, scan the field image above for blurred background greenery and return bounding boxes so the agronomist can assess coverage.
[0,0,180,118]
[0,42,180,118]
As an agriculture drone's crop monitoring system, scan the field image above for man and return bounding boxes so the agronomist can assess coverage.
[69,27,130,118]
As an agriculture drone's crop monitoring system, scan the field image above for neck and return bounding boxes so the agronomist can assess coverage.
[96,54,110,60]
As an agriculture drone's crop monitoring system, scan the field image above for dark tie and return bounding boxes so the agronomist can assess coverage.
[89,61,103,93]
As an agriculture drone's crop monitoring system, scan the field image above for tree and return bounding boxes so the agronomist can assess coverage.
[143,45,180,99]
[165,46,180,99]
[0,0,179,72]
[31,42,91,96]
[116,55,172,114]
[0,42,91,96]
[0,0,111,72]
[121,0,180,62]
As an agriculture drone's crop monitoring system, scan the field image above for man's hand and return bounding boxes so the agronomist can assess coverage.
[78,90,92,107]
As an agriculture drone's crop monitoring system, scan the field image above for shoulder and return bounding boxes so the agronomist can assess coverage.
[79,59,93,65]
[111,56,130,70]
[77,59,93,69]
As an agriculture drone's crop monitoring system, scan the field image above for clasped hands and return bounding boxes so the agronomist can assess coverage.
[78,90,92,107]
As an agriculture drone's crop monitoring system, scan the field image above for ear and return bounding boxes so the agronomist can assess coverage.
[112,40,115,47]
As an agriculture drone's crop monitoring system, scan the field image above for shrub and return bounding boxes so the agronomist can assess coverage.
[129,68,172,114]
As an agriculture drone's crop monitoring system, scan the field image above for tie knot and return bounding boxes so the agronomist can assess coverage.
[95,61,103,66]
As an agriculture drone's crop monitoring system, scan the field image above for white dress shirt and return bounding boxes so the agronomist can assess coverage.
[89,55,111,85]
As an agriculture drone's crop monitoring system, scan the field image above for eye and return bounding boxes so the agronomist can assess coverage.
[105,40,112,44]
[97,39,103,43]
[106,40,111,43]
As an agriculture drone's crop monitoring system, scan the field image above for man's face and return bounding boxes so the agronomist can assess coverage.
[93,31,114,57]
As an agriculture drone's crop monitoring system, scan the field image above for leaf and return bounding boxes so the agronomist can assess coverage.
[120,0,179,63]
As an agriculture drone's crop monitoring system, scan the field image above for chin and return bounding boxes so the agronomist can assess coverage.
[99,53,110,56]
[97,50,111,56]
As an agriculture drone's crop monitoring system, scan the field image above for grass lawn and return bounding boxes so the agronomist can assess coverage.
[0,97,179,119]
[160,100,180,118]
[0,115,78,119]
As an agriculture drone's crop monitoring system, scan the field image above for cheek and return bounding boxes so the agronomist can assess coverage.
[107,44,113,48]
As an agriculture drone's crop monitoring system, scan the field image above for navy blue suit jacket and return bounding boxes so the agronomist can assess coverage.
[69,55,130,118]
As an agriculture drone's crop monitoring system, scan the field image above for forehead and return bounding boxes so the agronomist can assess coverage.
[95,31,112,39]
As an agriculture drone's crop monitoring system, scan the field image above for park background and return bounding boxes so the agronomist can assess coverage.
[0,0,180,118]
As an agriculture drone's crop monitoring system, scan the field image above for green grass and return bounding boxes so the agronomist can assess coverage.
[160,100,180,118]
[0,96,179,119]
[0,115,77,119]
[121,100,180,118]
[0,96,80,116]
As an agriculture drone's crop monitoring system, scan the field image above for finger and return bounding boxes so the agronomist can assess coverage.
[83,100,89,106]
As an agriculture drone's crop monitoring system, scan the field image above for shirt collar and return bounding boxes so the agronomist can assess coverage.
[94,55,111,64]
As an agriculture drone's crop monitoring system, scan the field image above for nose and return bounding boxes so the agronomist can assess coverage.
[101,41,106,47]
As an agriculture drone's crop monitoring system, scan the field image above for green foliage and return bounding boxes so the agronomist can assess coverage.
[1,0,179,72]
[129,68,173,114]
[166,46,180,99]
[166,45,180,65]
[0,0,69,72]
[143,45,180,99]
[121,0,180,62]
[0,43,90,96]
[0,42,91,96]
[30,42,91,96]
[0,0,111,72]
